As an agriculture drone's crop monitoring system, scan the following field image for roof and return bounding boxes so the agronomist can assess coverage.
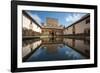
[22,10,41,28]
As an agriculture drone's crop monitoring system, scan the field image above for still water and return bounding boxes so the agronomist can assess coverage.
[22,37,90,62]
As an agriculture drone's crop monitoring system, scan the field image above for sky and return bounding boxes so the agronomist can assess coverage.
[26,10,88,27]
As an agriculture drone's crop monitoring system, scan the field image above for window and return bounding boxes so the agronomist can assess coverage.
[86,18,90,24]
[84,28,90,35]
[30,20,32,24]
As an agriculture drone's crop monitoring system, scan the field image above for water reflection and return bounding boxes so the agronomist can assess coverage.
[22,39,42,62]
[63,38,90,58]
[22,37,90,62]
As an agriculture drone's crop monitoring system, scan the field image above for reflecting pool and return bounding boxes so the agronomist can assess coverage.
[22,37,90,62]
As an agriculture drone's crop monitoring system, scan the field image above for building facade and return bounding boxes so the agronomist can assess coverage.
[42,17,64,36]
[63,14,90,36]
[22,11,42,37]
[22,11,90,38]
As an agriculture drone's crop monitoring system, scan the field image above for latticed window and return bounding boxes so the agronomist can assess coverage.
[29,20,33,30]
[86,18,90,24]
[84,28,90,35]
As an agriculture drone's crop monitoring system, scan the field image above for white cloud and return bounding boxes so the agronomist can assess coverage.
[31,14,41,23]
[27,12,42,25]
[65,13,86,27]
